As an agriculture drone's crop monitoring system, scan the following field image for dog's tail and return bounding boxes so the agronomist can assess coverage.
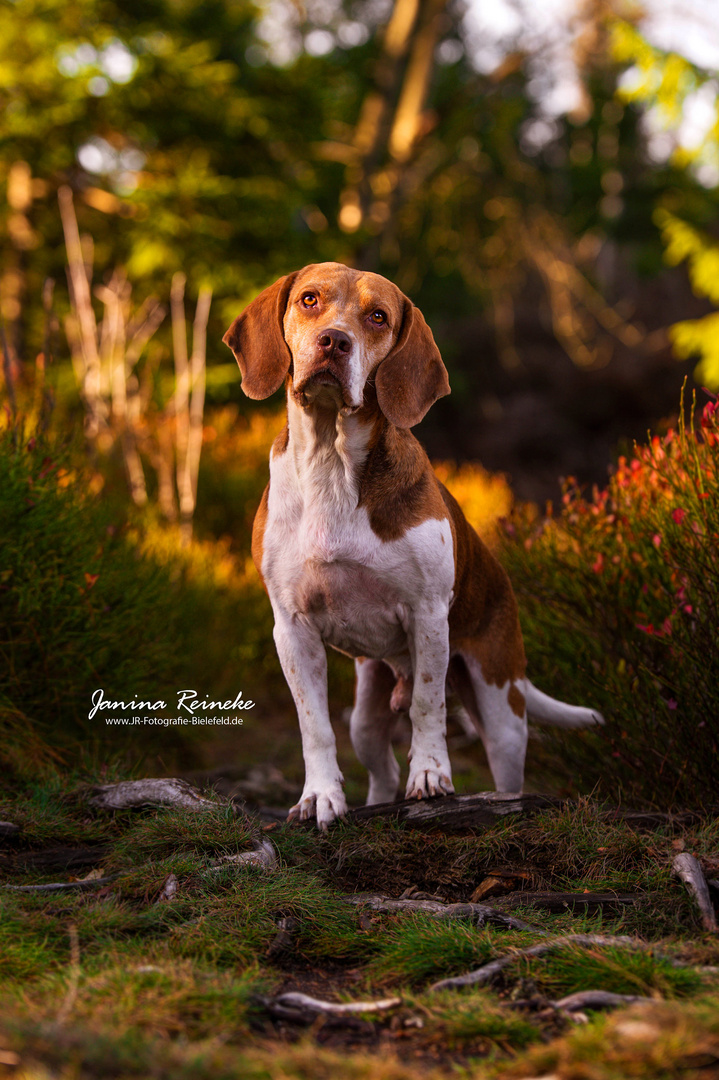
[524,680,604,729]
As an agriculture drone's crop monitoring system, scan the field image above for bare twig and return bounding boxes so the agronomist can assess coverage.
[171,271,190,532]
[58,186,105,437]
[266,991,401,1017]
[672,853,718,933]
[346,895,544,934]
[187,288,211,499]
[87,778,219,812]
[430,933,638,991]
[2,876,118,893]
[173,284,211,540]
[553,989,658,1012]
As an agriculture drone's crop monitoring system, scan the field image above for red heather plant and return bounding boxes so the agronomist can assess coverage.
[501,389,719,807]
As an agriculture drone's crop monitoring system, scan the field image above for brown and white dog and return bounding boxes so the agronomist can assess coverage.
[224,262,602,829]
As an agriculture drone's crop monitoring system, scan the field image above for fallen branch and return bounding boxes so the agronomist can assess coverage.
[15,845,110,871]
[346,895,544,934]
[87,778,219,812]
[430,933,638,991]
[494,890,638,914]
[348,791,563,830]
[260,991,401,1023]
[553,989,658,1012]
[672,853,718,933]
[2,876,118,893]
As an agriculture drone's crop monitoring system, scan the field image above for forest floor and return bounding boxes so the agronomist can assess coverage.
[2,733,719,1080]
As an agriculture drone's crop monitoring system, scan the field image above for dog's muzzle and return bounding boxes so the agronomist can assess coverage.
[293,332,361,413]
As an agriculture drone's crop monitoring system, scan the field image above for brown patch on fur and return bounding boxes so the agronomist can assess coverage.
[272,421,289,456]
[223,273,298,400]
[508,683,526,718]
[251,483,270,592]
[438,484,527,688]
[374,300,450,429]
[358,417,449,542]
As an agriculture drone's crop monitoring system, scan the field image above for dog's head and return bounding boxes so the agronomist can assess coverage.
[223,262,450,428]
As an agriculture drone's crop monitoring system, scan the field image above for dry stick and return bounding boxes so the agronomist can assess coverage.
[3,877,118,893]
[430,934,637,992]
[672,853,718,933]
[171,272,190,536]
[95,277,148,506]
[552,989,658,1013]
[56,924,80,1025]
[87,777,219,812]
[182,285,212,537]
[58,186,105,438]
[346,895,544,934]
[270,992,402,1017]
[124,298,166,370]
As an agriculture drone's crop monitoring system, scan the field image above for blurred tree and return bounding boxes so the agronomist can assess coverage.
[610,18,719,387]
[2,0,716,410]
[0,0,362,359]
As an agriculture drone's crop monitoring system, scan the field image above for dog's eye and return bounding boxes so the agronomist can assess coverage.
[301,293,318,308]
[369,309,386,325]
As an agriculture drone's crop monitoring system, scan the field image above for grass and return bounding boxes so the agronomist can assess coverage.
[2,766,719,1079]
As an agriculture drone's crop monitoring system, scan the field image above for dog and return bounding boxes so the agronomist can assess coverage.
[223,262,602,829]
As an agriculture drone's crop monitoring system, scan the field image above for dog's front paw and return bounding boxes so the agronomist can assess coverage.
[287,784,347,831]
[405,764,454,801]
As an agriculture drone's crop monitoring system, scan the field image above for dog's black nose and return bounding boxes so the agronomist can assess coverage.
[317,329,351,358]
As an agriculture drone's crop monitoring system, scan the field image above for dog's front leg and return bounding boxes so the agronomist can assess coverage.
[272,611,347,829]
[405,604,454,800]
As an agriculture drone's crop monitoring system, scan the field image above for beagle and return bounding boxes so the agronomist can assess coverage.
[224,263,602,829]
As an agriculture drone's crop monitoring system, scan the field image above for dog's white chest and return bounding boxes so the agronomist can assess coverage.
[262,461,454,661]
[266,500,409,658]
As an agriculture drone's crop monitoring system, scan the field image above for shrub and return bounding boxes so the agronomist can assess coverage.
[501,388,719,807]
[0,431,183,748]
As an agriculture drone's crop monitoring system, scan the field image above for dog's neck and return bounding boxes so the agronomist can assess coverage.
[285,385,379,511]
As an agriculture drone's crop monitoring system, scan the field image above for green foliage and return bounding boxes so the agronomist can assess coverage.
[0,431,185,746]
[501,389,719,806]
[610,21,719,387]
[0,0,355,305]
[655,209,719,387]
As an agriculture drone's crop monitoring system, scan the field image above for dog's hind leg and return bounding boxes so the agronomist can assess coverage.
[350,659,401,806]
[452,653,528,793]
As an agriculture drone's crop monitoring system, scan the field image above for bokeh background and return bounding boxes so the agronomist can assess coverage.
[2,0,719,808]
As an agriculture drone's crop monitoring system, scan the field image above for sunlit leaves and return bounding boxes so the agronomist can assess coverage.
[654,208,719,387]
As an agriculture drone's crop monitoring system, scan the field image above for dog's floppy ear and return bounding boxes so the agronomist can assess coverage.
[223,272,298,399]
[375,296,450,428]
